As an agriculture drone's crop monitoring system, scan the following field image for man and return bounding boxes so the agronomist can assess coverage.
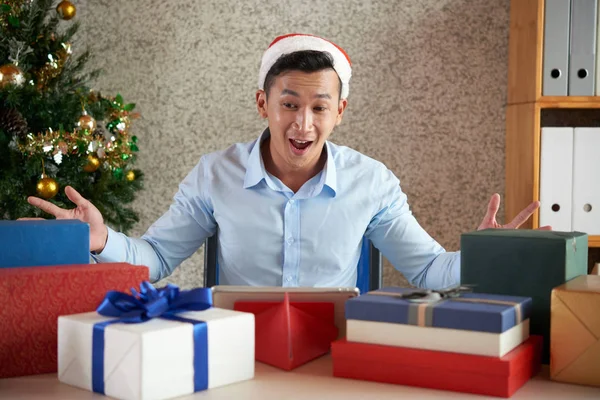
[26,34,544,288]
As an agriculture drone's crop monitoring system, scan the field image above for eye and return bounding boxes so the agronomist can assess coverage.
[314,106,327,112]
[282,103,297,110]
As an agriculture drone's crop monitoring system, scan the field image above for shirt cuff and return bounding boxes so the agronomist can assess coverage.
[90,226,125,263]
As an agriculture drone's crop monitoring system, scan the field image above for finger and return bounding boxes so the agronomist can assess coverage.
[17,217,45,220]
[27,196,71,219]
[481,193,501,226]
[64,186,89,207]
[505,200,540,229]
[537,225,552,231]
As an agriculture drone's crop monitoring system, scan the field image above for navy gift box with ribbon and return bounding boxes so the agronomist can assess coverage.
[58,282,255,400]
[346,286,532,333]
[344,286,533,357]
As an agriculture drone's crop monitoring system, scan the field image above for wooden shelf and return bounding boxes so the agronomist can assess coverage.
[589,236,600,248]
[537,96,600,109]
[505,0,600,258]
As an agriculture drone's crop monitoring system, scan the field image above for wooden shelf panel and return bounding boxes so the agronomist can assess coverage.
[538,96,600,108]
[506,0,543,104]
[589,236,600,248]
[505,103,540,228]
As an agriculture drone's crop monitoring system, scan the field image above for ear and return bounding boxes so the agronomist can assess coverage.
[256,90,268,119]
[335,98,348,126]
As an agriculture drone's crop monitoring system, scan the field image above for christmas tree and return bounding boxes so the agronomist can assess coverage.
[0,0,143,233]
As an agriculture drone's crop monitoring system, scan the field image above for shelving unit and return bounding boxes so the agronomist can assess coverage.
[505,0,600,254]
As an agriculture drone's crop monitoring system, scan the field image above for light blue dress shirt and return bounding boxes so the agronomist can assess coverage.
[94,129,460,289]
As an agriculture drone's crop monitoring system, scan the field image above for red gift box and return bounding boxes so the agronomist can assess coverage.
[234,293,338,370]
[332,335,543,398]
[0,262,149,378]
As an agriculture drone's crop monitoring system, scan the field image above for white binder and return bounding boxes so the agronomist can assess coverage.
[597,0,600,94]
[572,128,600,234]
[540,127,574,231]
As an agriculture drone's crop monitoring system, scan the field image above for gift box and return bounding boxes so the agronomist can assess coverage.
[461,229,588,363]
[332,335,543,398]
[345,287,531,357]
[550,275,600,386]
[58,283,254,400]
[0,262,148,378]
[233,292,338,370]
[0,219,90,268]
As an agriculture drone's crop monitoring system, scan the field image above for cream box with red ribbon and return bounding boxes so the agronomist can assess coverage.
[345,287,532,357]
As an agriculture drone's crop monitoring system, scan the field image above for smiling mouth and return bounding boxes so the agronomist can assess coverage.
[289,139,313,153]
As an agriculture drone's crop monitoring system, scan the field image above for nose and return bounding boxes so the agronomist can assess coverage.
[293,108,313,133]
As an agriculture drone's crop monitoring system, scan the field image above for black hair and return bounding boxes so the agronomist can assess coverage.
[263,50,342,99]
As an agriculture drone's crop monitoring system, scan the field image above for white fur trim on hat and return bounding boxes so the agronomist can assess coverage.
[258,34,352,99]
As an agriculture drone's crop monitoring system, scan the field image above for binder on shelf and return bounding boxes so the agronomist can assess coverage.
[572,128,600,235]
[543,0,572,96]
[597,0,600,95]
[539,127,574,231]
[568,0,598,96]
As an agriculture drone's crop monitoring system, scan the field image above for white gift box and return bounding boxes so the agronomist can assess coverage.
[346,318,530,357]
[58,307,254,400]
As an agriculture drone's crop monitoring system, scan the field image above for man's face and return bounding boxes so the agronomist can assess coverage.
[256,69,347,172]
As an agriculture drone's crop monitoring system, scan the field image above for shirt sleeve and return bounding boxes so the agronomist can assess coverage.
[364,166,461,289]
[92,158,217,282]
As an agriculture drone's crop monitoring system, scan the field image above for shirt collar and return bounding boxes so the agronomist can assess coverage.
[322,140,337,196]
[243,128,270,189]
[243,128,338,197]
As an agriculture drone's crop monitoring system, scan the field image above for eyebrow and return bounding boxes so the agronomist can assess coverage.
[281,89,332,100]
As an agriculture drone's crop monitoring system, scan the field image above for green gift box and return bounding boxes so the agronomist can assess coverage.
[460,229,588,364]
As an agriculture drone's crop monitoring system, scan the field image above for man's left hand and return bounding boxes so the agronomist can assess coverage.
[477,193,552,231]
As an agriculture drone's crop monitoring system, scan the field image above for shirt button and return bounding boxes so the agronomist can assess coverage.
[287,237,294,245]
[285,276,293,282]
[289,199,295,204]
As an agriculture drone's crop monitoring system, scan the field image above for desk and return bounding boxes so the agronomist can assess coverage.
[1,356,599,400]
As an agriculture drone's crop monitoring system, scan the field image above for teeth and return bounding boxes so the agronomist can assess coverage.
[294,140,308,144]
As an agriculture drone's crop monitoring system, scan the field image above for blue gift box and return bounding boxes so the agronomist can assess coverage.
[345,287,532,334]
[0,219,90,268]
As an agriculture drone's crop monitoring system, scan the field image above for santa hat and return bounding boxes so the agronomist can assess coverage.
[258,33,352,99]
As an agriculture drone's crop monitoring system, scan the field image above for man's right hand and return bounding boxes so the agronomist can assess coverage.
[26,186,108,253]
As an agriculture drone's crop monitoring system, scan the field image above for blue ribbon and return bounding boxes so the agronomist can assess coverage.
[91,282,212,395]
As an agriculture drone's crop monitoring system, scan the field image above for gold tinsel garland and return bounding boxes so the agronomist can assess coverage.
[17,94,140,175]
[35,42,72,90]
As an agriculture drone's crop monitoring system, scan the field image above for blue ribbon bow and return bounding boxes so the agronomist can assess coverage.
[92,282,213,394]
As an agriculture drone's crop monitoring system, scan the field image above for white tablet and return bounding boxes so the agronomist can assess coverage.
[211,286,359,337]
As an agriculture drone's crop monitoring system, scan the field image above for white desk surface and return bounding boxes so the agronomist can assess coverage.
[1,355,599,400]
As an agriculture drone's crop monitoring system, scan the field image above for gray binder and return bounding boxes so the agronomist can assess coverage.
[569,0,598,95]
[543,0,571,96]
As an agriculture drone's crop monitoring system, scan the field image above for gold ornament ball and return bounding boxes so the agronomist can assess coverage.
[36,177,59,199]
[0,64,25,88]
[83,154,101,172]
[126,170,136,181]
[56,0,76,20]
[78,114,97,131]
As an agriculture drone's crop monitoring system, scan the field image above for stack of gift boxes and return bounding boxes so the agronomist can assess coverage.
[0,219,255,400]
[460,229,600,388]
[333,288,542,398]
[3,219,600,399]
[332,229,600,397]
